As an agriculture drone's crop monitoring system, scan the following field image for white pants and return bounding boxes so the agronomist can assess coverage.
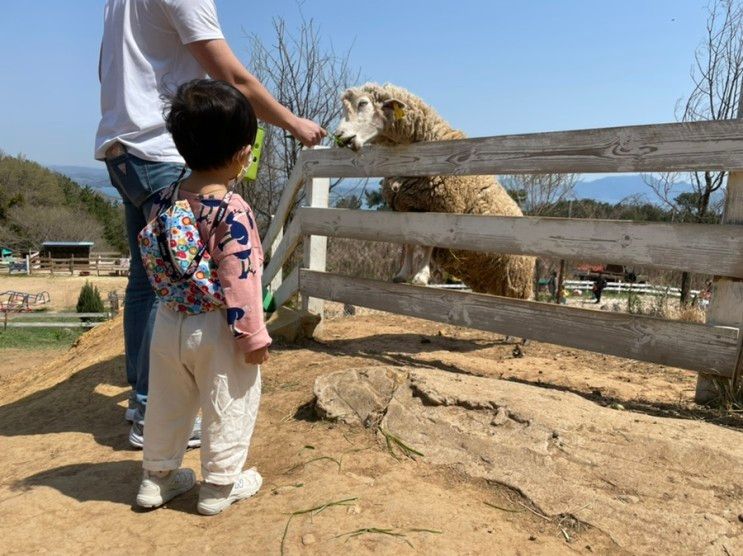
[143,305,261,485]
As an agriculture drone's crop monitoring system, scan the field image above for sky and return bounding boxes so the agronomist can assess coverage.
[0,0,711,170]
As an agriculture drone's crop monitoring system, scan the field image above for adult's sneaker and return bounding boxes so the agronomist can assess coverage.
[129,418,145,448]
[124,393,138,423]
[128,415,202,450]
[136,468,196,509]
[197,468,263,516]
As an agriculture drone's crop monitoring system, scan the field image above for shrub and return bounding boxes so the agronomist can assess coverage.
[76,281,105,321]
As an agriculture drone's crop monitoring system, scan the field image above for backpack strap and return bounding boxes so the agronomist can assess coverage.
[179,190,234,280]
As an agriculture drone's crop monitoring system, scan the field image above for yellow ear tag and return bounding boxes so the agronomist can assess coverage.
[393,105,406,121]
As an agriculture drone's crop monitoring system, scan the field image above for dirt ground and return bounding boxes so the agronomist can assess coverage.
[0,348,66,379]
[1,304,742,554]
[0,274,128,311]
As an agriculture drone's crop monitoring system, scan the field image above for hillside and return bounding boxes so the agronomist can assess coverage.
[0,154,126,253]
[1,304,741,553]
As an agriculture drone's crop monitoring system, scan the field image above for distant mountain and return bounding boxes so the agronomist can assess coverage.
[48,164,118,199]
[573,175,692,205]
[44,166,706,207]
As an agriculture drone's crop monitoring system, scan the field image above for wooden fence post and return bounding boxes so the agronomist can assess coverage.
[696,93,743,403]
[301,176,330,320]
[557,259,567,304]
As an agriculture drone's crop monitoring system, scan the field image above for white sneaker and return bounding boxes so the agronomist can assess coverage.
[136,468,196,509]
[197,468,262,516]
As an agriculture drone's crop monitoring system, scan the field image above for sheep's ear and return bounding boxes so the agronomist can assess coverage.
[382,99,407,121]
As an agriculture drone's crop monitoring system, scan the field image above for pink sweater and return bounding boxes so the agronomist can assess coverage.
[176,189,271,353]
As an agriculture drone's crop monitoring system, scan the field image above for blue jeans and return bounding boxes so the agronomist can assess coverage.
[105,152,185,411]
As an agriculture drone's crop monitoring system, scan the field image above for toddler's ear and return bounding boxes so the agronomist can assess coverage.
[233,144,252,165]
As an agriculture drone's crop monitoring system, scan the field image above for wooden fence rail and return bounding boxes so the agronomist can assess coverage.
[301,119,743,178]
[298,208,743,278]
[299,270,738,376]
[2,312,113,330]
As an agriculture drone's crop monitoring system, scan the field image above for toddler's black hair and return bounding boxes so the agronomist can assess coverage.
[165,79,257,171]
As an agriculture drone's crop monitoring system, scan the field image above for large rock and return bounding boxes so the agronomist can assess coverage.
[314,367,404,426]
[314,367,743,555]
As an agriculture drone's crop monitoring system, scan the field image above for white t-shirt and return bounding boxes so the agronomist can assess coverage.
[95,0,224,162]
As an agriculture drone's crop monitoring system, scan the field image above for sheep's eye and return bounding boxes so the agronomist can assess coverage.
[357,100,369,109]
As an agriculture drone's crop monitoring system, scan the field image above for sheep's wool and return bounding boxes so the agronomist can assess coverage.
[346,83,535,299]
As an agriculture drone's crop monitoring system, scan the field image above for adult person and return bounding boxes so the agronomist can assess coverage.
[593,273,607,304]
[95,0,325,449]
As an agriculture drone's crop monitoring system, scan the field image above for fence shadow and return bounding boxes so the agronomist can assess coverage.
[313,331,508,356]
[0,355,134,450]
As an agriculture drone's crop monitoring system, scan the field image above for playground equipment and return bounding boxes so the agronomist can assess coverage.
[263,115,743,405]
[0,290,50,312]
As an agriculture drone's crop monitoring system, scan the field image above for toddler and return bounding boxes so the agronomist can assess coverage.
[135,79,270,515]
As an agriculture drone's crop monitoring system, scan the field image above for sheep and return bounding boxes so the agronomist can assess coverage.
[334,83,535,301]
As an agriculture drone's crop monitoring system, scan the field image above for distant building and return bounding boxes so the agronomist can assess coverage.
[41,241,94,259]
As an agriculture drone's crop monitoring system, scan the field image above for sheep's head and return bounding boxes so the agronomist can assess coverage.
[334,87,407,151]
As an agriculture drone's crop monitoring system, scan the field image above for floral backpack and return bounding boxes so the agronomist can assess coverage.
[138,182,233,314]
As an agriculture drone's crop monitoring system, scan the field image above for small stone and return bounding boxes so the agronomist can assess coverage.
[738,513,743,523]
[302,534,316,545]
[529,535,537,541]
[617,495,639,504]
[491,407,509,426]
[347,504,362,515]
[609,403,625,410]
[703,513,727,526]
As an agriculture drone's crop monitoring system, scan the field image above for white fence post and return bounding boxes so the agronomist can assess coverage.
[696,173,743,402]
[696,93,743,403]
[269,225,283,294]
[301,176,329,319]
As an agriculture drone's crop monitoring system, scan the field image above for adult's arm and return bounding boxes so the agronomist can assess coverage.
[187,38,326,147]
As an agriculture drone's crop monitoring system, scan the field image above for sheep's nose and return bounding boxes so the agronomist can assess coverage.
[335,133,356,147]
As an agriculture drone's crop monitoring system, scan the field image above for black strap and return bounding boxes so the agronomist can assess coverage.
[177,190,234,280]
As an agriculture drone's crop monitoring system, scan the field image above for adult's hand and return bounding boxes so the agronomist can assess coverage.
[290,117,327,147]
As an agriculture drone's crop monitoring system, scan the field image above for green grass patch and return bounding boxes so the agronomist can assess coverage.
[0,325,82,350]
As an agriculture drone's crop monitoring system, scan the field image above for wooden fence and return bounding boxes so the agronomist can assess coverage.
[23,252,129,276]
[262,119,743,403]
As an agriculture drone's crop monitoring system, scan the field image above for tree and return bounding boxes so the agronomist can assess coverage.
[76,281,105,322]
[237,17,360,233]
[645,0,743,304]
[503,173,579,216]
[334,194,362,209]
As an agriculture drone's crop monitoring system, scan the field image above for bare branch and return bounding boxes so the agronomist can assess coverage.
[242,15,361,232]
